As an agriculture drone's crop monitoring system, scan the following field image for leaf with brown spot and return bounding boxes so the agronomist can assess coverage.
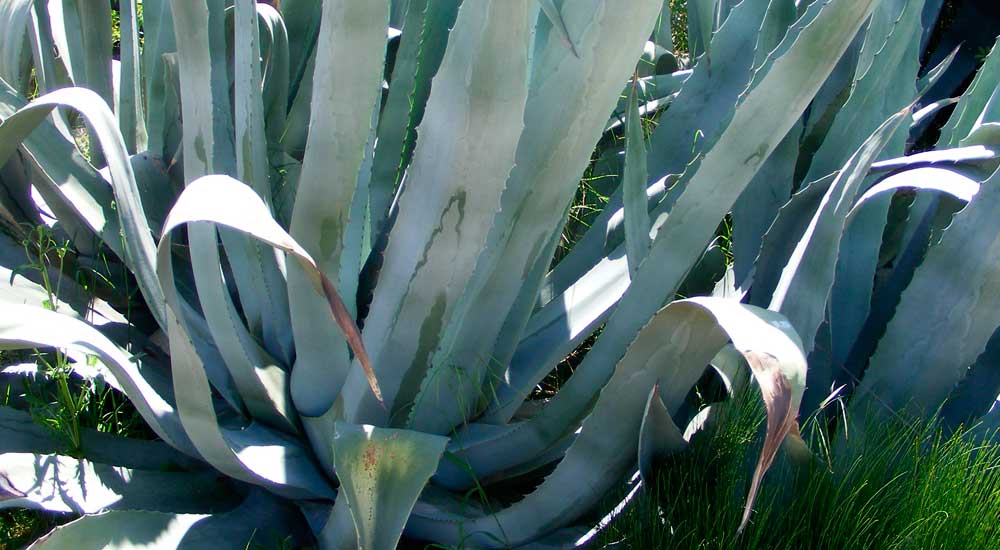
[333,422,448,550]
[739,352,800,533]
[410,298,808,545]
[157,175,383,404]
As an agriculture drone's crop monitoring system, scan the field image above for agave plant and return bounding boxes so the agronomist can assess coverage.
[1,0,999,547]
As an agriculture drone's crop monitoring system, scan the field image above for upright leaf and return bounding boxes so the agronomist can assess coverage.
[623,79,651,278]
[855,166,1000,418]
[117,0,146,153]
[286,0,389,420]
[141,0,177,158]
[769,110,910,353]
[233,0,294,366]
[342,1,531,428]
[407,0,663,434]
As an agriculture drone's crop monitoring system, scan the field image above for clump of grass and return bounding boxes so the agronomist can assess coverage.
[598,388,1000,549]
[0,509,61,550]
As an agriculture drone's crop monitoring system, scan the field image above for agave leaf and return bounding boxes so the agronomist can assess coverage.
[171,0,304,434]
[368,0,460,238]
[392,0,461,204]
[941,326,1000,427]
[332,422,448,550]
[829,165,983,392]
[651,1,673,52]
[344,0,531,428]
[536,0,578,57]
[51,0,113,167]
[800,0,923,187]
[770,111,911,412]
[369,0,420,238]
[0,305,195,455]
[707,0,801,275]
[732,120,800,284]
[279,48,314,160]
[911,96,959,127]
[411,298,806,545]
[113,152,172,237]
[862,40,1000,379]
[534,175,657,311]
[722,1,800,267]
[844,200,960,393]
[938,36,1000,147]
[855,165,1000,418]
[0,346,123,397]
[649,0,772,182]
[968,402,1000,443]
[140,0,177,158]
[0,83,141,267]
[607,70,691,129]
[749,172,835,308]
[686,0,717,60]
[286,0,388,418]
[117,0,146,153]
[232,0,276,210]
[915,44,959,97]
[278,0,321,110]
[255,4,290,150]
[29,511,210,549]
[539,0,773,307]
[233,0,294,367]
[769,109,910,354]
[805,2,924,366]
[156,176,392,499]
[486,222,566,392]
[159,175,380,404]
[0,406,200,471]
[407,0,663,435]
[448,0,879,479]
[485,251,630,422]
[24,0,68,106]
[0,0,34,93]
[638,383,686,485]
[796,38,861,186]
[754,0,933,334]
[870,145,998,172]
[0,250,108,322]
[850,166,981,210]
[302,495,356,550]
[164,178,374,371]
[623,79,650,279]
[485,237,723,426]
[16,10,77,145]
[0,453,236,514]
[163,300,336,500]
[26,490,307,550]
[50,0,113,108]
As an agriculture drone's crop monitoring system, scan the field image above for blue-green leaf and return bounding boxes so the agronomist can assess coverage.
[333,422,447,550]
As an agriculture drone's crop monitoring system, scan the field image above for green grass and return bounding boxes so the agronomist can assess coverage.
[596,389,1000,549]
[0,224,149,549]
[0,508,61,550]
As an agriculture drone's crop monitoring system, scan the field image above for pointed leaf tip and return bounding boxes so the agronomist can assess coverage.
[738,352,801,534]
[638,382,687,484]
